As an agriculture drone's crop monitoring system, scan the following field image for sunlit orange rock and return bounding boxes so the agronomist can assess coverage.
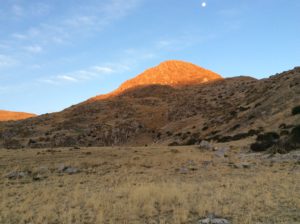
[0,110,36,121]
[92,60,222,100]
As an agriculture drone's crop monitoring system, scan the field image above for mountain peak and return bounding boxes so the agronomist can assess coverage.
[119,60,222,89]
[93,60,222,100]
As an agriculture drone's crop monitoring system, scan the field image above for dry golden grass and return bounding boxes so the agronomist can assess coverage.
[0,146,299,224]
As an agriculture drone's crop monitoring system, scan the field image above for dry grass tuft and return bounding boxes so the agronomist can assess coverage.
[0,146,299,223]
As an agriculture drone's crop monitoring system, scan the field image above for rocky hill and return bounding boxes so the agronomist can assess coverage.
[91,60,222,100]
[0,61,299,149]
[0,110,36,122]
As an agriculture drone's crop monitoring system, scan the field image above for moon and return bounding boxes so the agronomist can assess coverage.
[201,2,207,7]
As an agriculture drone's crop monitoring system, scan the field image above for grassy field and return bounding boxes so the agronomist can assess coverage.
[0,145,299,224]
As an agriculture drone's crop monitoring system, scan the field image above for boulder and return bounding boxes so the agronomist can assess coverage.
[199,218,230,224]
[179,167,189,174]
[57,164,80,174]
[199,140,214,150]
[215,146,230,157]
[64,167,80,174]
[32,173,48,181]
[5,171,29,179]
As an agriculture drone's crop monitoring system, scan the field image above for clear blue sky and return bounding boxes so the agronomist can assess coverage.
[0,0,299,114]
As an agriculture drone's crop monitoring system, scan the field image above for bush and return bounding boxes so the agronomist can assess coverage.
[202,126,208,131]
[184,137,198,145]
[280,130,290,136]
[166,131,172,136]
[3,139,23,149]
[230,124,240,131]
[250,132,279,152]
[269,140,295,154]
[248,129,261,136]
[290,125,300,144]
[255,126,300,154]
[217,136,232,143]
[230,111,237,116]
[238,106,250,111]
[279,123,287,129]
[231,132,250,141]
[251,142,271,152]
[218,131,258,143]
[168,142,179,146]
[292,106,300,115]
[257,132,279,142]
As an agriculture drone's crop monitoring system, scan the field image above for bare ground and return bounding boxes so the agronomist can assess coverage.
[0,145,299,224]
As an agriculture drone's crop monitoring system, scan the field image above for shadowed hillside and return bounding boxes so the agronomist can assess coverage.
[0,61,299,149]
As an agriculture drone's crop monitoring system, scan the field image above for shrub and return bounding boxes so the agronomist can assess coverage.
[181,133,189,140]
[166,131,172,136]
[28,139,37,144]
[210,130,219,135]
[202,126,208,131]
[269,140,294,154]
[280,130,290,136]
[217,136,231,142]
[257,132,279,142]
[254,102,261,108]
[254,127,300,154]
[248,115,255,120]
[168,142,179,146]
[238,106,250,112]
[220,132,254,143]
[250,132,279,152]
[217,132,253,143]
[230,124,241,131]
[210,135,221,141]
[3,139,23,149]
[292,106,300,115]
[230,111,237,116]
[231,132,250,141]
[251,142,270,152]
[290,125,300,144]
[279,123,287,129]
[248,129,261,136]
[184,137,198,145]
[269,132,299,154]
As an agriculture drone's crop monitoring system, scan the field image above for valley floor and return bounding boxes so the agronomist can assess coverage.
[0,145,299,224]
